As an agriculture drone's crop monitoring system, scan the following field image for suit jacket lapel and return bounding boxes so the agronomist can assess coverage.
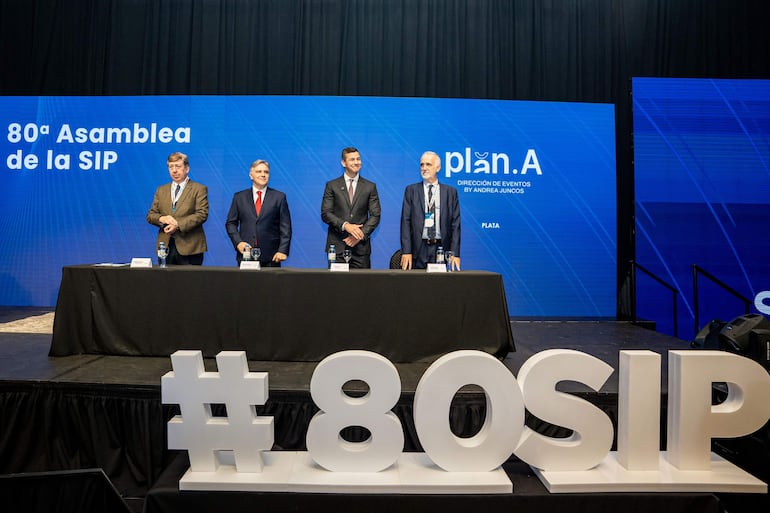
[259,187,275,218]
[414,183,426,232]
[161,183,173,213]
[418,183,426,213]
[440,185,449,236]
[242,189,256,220]
[175,181,192,211]
[339,176,352,208]
[351,178,362,208]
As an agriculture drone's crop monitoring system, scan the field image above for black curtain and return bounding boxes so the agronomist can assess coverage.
[0,382,168,497]
[2,0,769,315]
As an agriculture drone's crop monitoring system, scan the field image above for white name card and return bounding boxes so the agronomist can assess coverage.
[130,258,153,268]
[330,263,350,272]
[240,261,261,270]
[427,263,447,273]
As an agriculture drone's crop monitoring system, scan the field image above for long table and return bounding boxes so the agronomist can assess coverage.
[50,266,514,363]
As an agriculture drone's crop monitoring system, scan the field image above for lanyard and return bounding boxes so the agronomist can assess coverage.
[426,184,437,212]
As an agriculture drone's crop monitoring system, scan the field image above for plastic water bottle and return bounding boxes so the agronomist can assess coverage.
[157,242,168,268]
[242,243,252,261]
[328,244,336,268]
[436,246,445,265]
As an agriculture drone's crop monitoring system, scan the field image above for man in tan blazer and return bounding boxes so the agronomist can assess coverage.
[146,151,209,265]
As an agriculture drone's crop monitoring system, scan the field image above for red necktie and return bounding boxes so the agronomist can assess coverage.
[255,190,262,215]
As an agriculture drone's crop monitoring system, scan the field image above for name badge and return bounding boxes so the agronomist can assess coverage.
[424,211,435,228]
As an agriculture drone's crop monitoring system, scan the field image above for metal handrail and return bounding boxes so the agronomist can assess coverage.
[692,264,751,336]
[630,260,679,337]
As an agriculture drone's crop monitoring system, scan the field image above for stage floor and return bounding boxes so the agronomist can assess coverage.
[1,309,764,513]
[0,311,693,394]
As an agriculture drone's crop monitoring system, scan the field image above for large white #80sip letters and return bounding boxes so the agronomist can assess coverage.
[161,348,770,494]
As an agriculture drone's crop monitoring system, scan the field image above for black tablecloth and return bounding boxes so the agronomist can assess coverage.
[50,266,514,362]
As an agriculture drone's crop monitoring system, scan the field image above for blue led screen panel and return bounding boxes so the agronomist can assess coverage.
[633,78,770,338]
[1,96,616,316]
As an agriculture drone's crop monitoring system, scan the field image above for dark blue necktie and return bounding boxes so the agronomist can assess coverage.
[428,185,436,238]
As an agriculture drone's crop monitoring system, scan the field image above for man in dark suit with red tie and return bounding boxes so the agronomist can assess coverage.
[321,147,381,268]
[225,159,292,266]
[146,151,209,265]
[400,151,461,270]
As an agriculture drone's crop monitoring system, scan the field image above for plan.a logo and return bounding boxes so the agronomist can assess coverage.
[445,148,542,178]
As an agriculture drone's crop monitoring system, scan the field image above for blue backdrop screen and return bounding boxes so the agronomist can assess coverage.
[633,78,770,338]
[1,96,616,315]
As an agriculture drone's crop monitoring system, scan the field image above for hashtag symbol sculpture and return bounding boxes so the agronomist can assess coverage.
[162,350,274,472]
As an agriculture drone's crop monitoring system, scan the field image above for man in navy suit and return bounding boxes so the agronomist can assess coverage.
[400,151,461,270]
[321,147,381,268]
[226,159,292,266]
